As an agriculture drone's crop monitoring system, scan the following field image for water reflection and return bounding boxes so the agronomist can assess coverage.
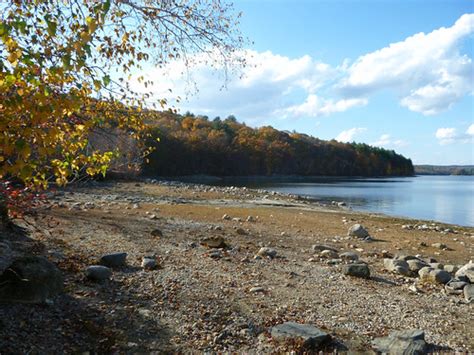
[208,175,474,226]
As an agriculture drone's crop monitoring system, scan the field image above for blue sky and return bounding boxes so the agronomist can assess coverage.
[140,0,474,165]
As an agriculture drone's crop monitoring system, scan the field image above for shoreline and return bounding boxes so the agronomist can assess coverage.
[1,180,473,353]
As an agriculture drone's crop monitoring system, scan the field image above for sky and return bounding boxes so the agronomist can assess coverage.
[138,0,474,165]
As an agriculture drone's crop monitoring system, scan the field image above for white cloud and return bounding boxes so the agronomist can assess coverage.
[335,127,367,142]
[133,50,345,123]
[435,125,474,144]
[467,123,474,136]
[372,134,408,148]
[340,13,474,115]
[133,14,473,121]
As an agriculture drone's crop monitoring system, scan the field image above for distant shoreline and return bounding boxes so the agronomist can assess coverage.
[414,165,474,176]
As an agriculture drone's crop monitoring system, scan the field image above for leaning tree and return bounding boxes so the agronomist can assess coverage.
[0,0,245,218]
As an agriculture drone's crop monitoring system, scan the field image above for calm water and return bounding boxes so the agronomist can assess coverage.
[217,176,474,226]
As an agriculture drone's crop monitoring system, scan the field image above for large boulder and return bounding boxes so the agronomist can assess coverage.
[348,224,369,238]
[372,329,427,355]
[0,256,63,303]
[100,252,127,268]
[271,322,330,349]
[455,262,474,283]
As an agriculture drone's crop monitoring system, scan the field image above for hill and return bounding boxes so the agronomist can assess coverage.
[141,112,414,177]
[415,165,474,176]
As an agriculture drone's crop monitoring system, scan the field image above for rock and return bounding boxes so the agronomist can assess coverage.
[445,280,468,295]
[422,269,451,284]
[395,255,420,261]
[348,224,369,238]
[418,266,434,278]
[429,262,444,270]
[372,329,427,355]
[431,242,447,249]
[209,250,222,259]
[271,322,330,350]
[85,265,112,281]
[200,236,227,249]
[342,263,370,279]
[236,228,247,235]
[0,241,13,273]
[150,229,163,237]
[384,258,411,276]
[257,247,277,259]
[249,286,265,293]
[0,256,63,303]
[100,252,127,268]
[320,249,339,259]
[246,216,256,222]
[455,262,474,283]
[443,264,458,274]
[407,259,428,273]
[464,284,474,303]
[222,214,231,220]
[141,257,157,270]
[312,244,338,253]
[337,202,347,207]
[340,252,359,262]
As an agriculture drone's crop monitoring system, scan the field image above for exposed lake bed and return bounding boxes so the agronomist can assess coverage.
[1,180,473,352]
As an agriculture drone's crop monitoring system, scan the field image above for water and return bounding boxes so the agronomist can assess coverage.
[216,175,474,226]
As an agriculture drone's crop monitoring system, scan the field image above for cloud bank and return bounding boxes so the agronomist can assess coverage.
[135,13,474,120]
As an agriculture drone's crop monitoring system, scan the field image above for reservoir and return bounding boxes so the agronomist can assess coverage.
[213,175,474,226]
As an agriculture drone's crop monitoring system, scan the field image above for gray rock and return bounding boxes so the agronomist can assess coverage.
[423,269,451,284]
[372,329,427,355]
[455,263,474,283]
[443,264,459,274]
[141,257,157,270]
[342,263,370,279]
[271,322,330,349]
[395,255,420,261]
[100,252,127,268]
[431,242,447,249]
[407,259,428,273]
[0,256,63,303]
[348,224,369,238]
[320,249,339,259]
[257,247,277,259]
[85,265,112,281]
[340,251,359,262]
[445,280,468,295]
[464,284,474,303]
[312,244,338,253]
[429,262,444,270]
[418,266,434,278]
[384,258,411,276]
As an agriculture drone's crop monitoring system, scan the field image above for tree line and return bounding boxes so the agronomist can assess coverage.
[142,112,414,177]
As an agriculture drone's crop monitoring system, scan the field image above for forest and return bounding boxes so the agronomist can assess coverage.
[141,111,414,177]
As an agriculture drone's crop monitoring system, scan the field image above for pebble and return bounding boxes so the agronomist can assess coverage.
[141,257,157,270]
[257,247,277,259]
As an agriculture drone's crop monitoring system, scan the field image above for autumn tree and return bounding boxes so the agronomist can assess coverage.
[0,0,245,217]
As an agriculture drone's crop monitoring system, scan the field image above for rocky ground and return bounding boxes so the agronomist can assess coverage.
[0,179,473,354]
